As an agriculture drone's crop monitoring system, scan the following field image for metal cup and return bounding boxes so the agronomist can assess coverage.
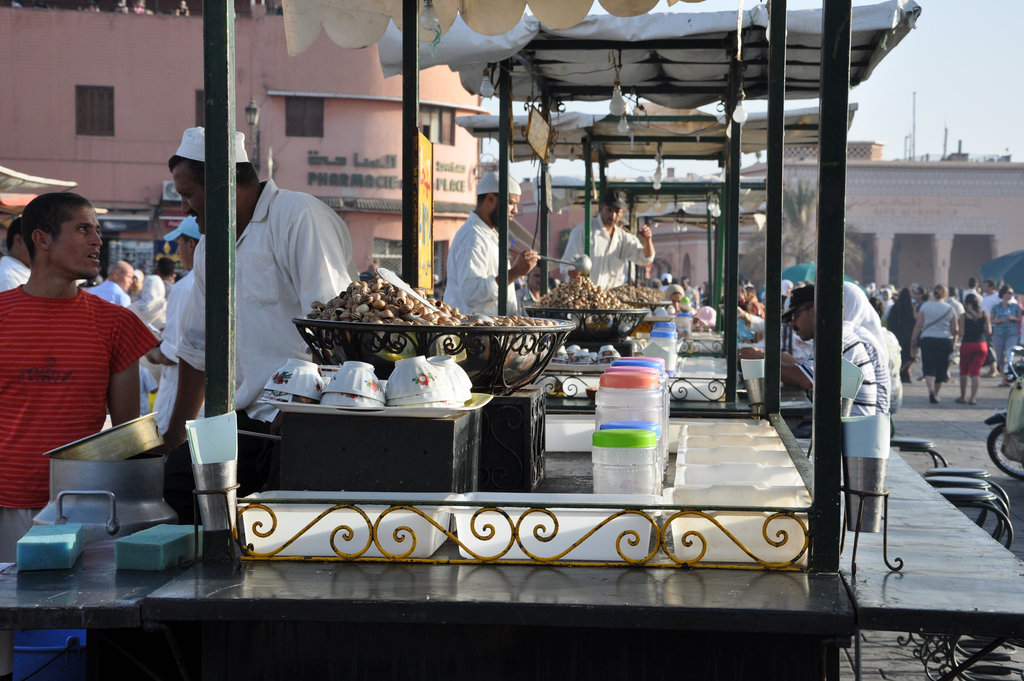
[843,456,887,533]
[192,460,238,533]
[744,377,766,417]
[841,397,854,417]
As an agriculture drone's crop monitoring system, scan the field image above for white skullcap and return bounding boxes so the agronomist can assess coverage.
[174,126,249,163]
[476,171,521,196]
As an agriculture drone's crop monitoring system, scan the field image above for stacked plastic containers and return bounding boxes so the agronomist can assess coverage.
[644,321,678,376]
[675,311,693,340]
[596,359,670,484]
[591,428,660,494]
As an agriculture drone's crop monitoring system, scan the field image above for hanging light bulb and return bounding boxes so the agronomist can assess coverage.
[419,0,440,31]
[653,195,663,210]
[617,113,629,134]
[711,204,722,218]
[732,101,748,125]
[652,165,663,191]
[609,82,626,117]
[479,68,494,98]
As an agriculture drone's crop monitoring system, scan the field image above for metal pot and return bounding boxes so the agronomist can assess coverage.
[33,453,177,541]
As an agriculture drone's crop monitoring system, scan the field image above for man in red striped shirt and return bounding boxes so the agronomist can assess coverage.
[0,193,157,562]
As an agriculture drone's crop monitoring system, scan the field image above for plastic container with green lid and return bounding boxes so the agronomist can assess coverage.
[591,428,660,494]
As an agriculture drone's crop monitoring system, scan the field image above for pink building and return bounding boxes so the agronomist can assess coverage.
[0,4,486,280]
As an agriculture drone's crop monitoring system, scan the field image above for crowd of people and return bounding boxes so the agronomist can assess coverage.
[736,275,1022,415]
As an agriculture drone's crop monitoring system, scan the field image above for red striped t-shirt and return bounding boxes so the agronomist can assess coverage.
[0,287,158,508]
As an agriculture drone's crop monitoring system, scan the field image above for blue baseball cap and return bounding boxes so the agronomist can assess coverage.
[164,216,201,241]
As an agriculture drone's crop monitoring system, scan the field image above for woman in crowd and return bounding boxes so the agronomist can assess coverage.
[843,282,891,414]
[910,284,959,404]
[990,284,1021,386]
[886,287,917,384]
[956,292,990,404]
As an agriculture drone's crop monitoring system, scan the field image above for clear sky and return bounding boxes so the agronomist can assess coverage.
[484,0,1020,180]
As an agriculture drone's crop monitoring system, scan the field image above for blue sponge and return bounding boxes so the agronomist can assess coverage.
[115,524,201,571]
[16,524,84,571]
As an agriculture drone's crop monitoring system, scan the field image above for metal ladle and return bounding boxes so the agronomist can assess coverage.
[535,254,592,276]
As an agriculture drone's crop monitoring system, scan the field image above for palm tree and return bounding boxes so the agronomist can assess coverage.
[738,180,866,287]
[782,179,817,265]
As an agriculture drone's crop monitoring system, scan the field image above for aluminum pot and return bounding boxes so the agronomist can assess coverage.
[33,453,177,542]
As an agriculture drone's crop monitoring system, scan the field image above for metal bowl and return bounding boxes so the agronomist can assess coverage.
[621,300,674,312]
[525,307,648,343]
[292,317,576,396]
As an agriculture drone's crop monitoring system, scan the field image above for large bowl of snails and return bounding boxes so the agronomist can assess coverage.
[293,278,575,395]
[525,278,647,342]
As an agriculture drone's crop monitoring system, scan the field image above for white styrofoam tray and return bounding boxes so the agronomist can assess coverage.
[680,434,787,450]
[678,420,777,437]
[663,484,811,566]
[448,492,660,562]
[674,462,802,486]
[677,446,794,467]
[238,491,452,559]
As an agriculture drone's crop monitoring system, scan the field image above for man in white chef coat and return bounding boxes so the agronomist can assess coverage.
[444,171,538,316]
[162,126,358,522]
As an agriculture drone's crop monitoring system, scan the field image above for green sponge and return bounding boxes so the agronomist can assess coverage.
[17,524,84,571]
[115,524,201,571]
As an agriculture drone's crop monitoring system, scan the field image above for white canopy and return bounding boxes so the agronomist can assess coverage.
[281,0,705,55]
[456,103,857,163]
[375,1,919,110]
[0,164,77,194]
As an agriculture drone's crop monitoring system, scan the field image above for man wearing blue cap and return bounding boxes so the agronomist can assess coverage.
[147,217,201,435]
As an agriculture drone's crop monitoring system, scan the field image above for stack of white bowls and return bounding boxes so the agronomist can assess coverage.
[320,361,386,407]
[262,358,324,404]
[427,355,473,404]
[384,355,472,407]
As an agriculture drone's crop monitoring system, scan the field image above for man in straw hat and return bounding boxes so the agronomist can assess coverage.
[162,126,358,522]
[560,188,654,289]
[444,171,538,316]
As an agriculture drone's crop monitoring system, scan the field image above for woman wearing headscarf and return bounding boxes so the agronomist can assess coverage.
[843,281,891,414]
[887,287,917,384]
[910,284,959,404]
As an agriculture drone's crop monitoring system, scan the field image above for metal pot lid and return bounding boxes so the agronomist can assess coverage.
[44,413,164,461]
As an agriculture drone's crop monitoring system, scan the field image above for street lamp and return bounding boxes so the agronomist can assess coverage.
[245,98,261,172]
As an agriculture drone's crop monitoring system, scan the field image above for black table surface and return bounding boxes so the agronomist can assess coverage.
[840,454,1024,637]
[142,559,853,637]
[2,452,1022,642]
[0,537,188,630]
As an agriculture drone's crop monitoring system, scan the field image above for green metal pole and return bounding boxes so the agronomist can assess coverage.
[705,207,714,310]
[583,138,592,258]
[203,0,235,416]
[723,57,742,402]
[811,0,852,574]
[764,0,787,415]
[497,60,512,315]
[539,161,550,295]
[401,0,420,283]
[713,211,724,314]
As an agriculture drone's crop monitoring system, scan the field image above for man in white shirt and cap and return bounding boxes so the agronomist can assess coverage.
[147,216,202,435]
[560,188,655,289]
[444,171,538,316]
[0,217,30,291]
[162,126,358,522]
